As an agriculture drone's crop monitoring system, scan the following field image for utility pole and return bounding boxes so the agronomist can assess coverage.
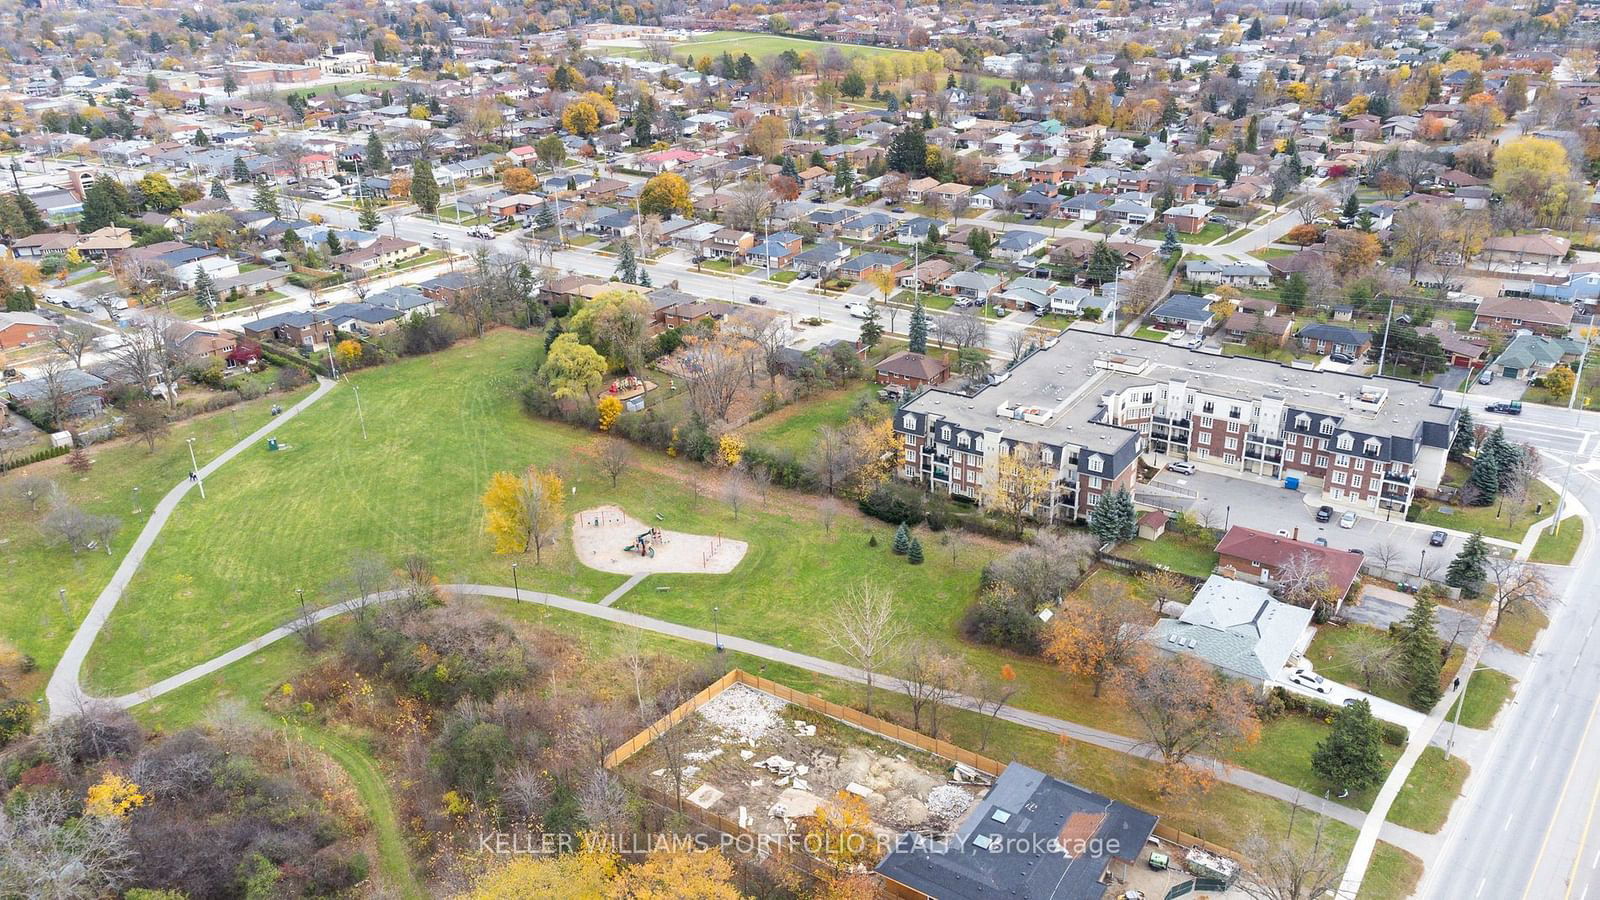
[350,381,367,440]
[1375,292,1398,375]
[185,437,205,500]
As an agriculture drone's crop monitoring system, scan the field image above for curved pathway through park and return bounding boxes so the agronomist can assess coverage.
[101,580,1438,859]
[43,375,338,717]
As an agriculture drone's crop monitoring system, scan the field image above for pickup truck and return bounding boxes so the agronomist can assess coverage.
[1485,401,1522,415]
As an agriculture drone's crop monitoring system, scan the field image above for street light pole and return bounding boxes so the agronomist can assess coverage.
[1446,664,1491,760]
[295,588,306,620]
[511,562,520,604]
[186,437,205,499]
[713,604,722,652]
[350,382,367,440]
[58,588,67,617]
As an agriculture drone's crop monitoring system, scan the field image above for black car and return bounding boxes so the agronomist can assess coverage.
[1429,530,1448,547]
[1315,505,1334,523]
[1485,401,1522,415]
[1330,352,1355,364]
[747,295,767,305]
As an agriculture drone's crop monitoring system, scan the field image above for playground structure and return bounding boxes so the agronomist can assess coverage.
[573,504,748,575]
[606,375,656,403]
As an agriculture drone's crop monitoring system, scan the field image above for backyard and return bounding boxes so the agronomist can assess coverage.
[1303,623,1464,710]
[1113,531,1219,579]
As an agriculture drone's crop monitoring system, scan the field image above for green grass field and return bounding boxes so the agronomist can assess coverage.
[1531,516,1584,565]
[744,382,883,455]
[2,387,312,685]
[1386,746,1470,833]
[1492,604,1548,655]
[1113,533,1219,579]
[611,31,918,66]
[1414,476,1556,543]
[1447,668,1515,729]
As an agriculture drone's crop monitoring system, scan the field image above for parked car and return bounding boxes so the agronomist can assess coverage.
[1486,401,1522,415]
[1166,461,1197,475]
[890,206,906,214]
[1339,511,1358,529]
[1313,537,1329,546]
[1478,369,1495,385]
[1329,352,1355,364]
[747,295,767,305]
[1287,668,1332,694]
[1207,214,1229,225]
[1429,530,1448,547]
[1316,505,1333,523]
[467,227,494,239]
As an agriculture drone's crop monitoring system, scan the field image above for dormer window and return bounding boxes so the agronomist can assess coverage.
[1041,447,1054,464]
[903,414,916,429]
[1229,406,1242,419]
[1364,437,1381,455]
[1295,413,1311,429]
[941,426,951,441]
[1337,434,1353,451]
[958,433,970,448]
[1320,420,1335,435]
[1088,455,1104,473]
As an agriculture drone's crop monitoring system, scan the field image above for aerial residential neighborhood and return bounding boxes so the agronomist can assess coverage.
[1,0,1599,898]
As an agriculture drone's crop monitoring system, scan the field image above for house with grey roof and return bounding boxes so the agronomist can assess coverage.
[1150,293,1217,334]
[1492,333,1585,381]
[1148,575,1315,684]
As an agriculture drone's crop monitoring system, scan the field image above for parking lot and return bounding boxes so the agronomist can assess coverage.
[1147,466,1457,577]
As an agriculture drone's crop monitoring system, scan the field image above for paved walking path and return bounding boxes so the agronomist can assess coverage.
[43,376,338,717]
[599,573,646,607]
[100,580,1438,859]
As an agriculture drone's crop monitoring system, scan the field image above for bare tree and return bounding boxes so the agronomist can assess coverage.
[6,474,56,513]
[1484,557,1554,624]
[26,354,76,430]
[1273,551,1342,619]
[827,579,907,717]
[503,764,552,822]
[678,334,751,424]
[721,471,746,520]
[51,320,100,368]
[967,665,1022,751]
[326,551,394,623]
[1369,542,1403,575]
[577,768,633,832]
[1236,816,1342,900]
[724,182,775,232]
[818,495,840,533]
[0,790,135,898]
[41,501,94,553]
[898,638,963,735]
[986,531,1097,610]
[105,315,185,412]
[1114,651,1260,772]
[597,438,631,488]
[1343,629,1403,692]
[943,308,989,352]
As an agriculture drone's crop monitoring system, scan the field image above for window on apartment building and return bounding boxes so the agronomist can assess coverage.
[1295,413,1311,429]
[1142,392,1154,404]
[1335,454,1350,467]
[1088,455,1103,473]
[941,426,951,441]
[958,433,970,448]
[1301,452,1312,465]
[1229,406,1242,419]
[904,465,915,477]
[1088,476,1103,491]
[1224,438,1238,451]
[1199,416,1214,428]
[1041,447,1054,464]
[1352,474,1364,489]
[1086,492,1101,506]
[1227,422,1240,434]
[1202,401,1215,414]
[1364,437,1381,455]
[1332,471,1347,485]
[1321,420,1335,435]
[1197,448,1211,458]
[1316,455,1329,467]
[1337,434,1354,451]
[1223,453,1237,464]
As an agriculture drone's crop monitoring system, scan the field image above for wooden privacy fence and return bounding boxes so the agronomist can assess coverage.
[604,668,1004,777]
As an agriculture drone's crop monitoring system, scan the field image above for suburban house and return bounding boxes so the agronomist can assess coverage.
[1479,233,1571,271]
[898,259,954,291]
[1423,326,1490,368]
[942,270,1003,302]
[1149,293,1216,334]
[874,350,950,390]
[706,228,755,260]
[3,368,108,420]
[793,242,851,278]
[997,279,1092,314]
[840,252,907,280]
[1295,324,1371,357]
[1472,297,1574,335]
[1163,203,1214,234]
[239,310,337,350]
[1215,526,1363,599]
[1222,311,1293,347]
[0,311,59,349]
[1148,575,1315,685]
[329,236,424,274]
[876,761,1157,900]
[1490,333,1585,381]
[994,230,1048,260]
[1185,259,1272,287]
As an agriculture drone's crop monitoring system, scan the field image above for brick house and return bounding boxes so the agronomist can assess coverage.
[875,351,950,390]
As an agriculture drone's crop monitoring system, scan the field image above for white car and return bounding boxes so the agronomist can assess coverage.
[844,303,875,319]
[1166,461,1196,475]
[1339,511,1358,529]
[1287,668,1332,694]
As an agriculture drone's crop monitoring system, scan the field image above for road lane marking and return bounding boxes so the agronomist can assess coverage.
[1522,649,1600,900]
[1479,876,1488,897]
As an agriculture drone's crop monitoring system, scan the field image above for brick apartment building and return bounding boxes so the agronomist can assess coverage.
[894,332,1460,521]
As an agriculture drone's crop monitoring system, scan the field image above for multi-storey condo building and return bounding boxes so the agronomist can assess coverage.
[894,331,1460,522]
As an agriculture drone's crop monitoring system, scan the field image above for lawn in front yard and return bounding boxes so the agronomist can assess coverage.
[1386,746,1470,833]
[1134,326,1170,342]
[1530,516,1583,564]
[1174,223,1230,244]
[1413,475,1556,543]
[1114,533,1219,579]
[1364,844,1425,900]
[1492,604,1548,654]
[1447,668,1515,729]
[767,271,798,283]
[1228,714,1402,813]
[1304,623,1463,710]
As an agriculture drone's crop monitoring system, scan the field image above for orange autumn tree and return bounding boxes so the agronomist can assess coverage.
[481,465,565,562]
[1113,651,1260,794]
[1044,579,1152,696]
[610,846,742,899]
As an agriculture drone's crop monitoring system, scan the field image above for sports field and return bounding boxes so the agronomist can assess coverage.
[607,31,919,65]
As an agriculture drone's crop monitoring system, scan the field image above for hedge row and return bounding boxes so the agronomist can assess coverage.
[1,442,70,472]
[1268,686,1409,747]
[258,344,330,379]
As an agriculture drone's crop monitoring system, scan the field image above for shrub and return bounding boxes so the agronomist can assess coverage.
[858,482,925,527]
[1267,687,1407,746]
[961,589,1043,654]
[0,698,35,748]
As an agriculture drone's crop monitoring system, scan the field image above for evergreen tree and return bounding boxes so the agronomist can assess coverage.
[358,198,382,232]
[281,228,304,253]
[1244,116,1259,152]
[1281,272,1309,310]
[1086,239,1123,284]
[966,227,992,261]
[365,130,390,173]
[1449,408,1476,461]
[908,299,929,354]
[79,177,126,231]
[208,177,229,200]
[780,155,799,179]
[1343,192,1360,219]
[1484,427,1521,492]
[834,156,854,196]
[12,192,44,235]
[1087,487,1137,543]
[222,69,238,96]
[192,128,209,147]
[1466,447,1501,504]
[192,267,218,312]
[1399,597,1442,709]
[325,231,343,255]
[907,537,924,565]
[1246,16,1264,40]
[1312,699,1385,792]
[410,158,440,214]
[1446,532,1490,594]
[638,268,652,288]
[859,303,883,349]
[232,155,251,183]
[251,180,281,217]
[893,522,910,555]
[886,127,928,176]
[615,242,638,283]
[535,203,556,231]
[1160,224,1180,256]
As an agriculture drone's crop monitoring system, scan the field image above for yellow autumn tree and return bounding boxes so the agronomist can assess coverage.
[562,100,600,136]
[481,465,566,562]
[456,837,619,899]
[717,432,745,467]
[596,393,622,431]
[804,791,883,869]
[502,165,537,193]
[334,339,363,368]
[985,443,1057,538]
[84,773,147,818]
[610,846,742,899]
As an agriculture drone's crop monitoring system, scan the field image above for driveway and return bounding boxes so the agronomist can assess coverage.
[1275,667,1426,731]
[1337,590,1478,645]
[1464,373,1528,402]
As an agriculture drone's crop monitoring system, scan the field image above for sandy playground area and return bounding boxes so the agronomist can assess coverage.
[572,504,749,575]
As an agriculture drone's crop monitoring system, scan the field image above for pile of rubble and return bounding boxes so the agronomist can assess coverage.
[695,684,788,744]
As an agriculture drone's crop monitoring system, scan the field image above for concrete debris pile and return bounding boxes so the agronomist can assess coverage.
[696,684,788,744]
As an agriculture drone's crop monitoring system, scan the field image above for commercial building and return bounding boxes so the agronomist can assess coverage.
[893,331,1459,521]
